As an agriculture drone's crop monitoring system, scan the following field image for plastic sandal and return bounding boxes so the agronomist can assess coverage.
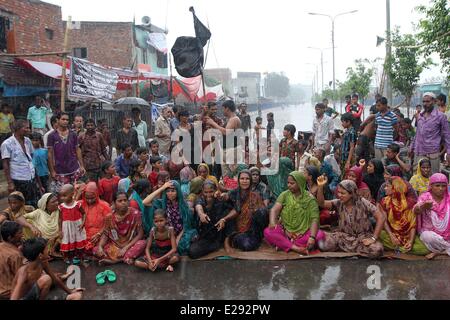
[104,270,117,283]
[96,272,106,286]
[72,257,81,265]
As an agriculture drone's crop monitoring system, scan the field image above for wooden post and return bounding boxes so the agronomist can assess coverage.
[60,16,71,112]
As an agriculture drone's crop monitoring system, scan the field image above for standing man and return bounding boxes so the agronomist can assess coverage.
[73,115,85,137]
[0,103,14,146]
[170,106,180,132]
[410,92,450,174]
[345,94,364,132]
[312,103,335,153]
[266,112,275,141]
[78,119,108,182]
[132,107,148,148]
[43,116,58,148]
[154,107,172,158]
[374,97,398,160]
[205,100,241,176]
[238,103,251,162]
[27,96,51,135]
[116,114,139,152]
[1,120,40,207]
[47,112,86,193]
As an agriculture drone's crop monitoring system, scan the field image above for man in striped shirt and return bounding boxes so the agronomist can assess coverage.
[374,97,398,160]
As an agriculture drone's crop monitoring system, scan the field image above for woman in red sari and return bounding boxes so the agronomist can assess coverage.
[94,192,146,265]
[80,182,112,254]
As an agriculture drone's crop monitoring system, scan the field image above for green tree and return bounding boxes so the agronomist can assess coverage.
[343,59,374,104]
[265,72,290,98]
[416,0,450,80]
[386,28,433,117]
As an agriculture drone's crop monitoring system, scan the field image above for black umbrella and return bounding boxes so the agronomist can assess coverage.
[113,97,150,107]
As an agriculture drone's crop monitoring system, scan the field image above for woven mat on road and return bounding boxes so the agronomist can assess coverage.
[185,242,450,262]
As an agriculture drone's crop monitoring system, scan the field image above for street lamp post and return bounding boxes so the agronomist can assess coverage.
[307,47,332,94]
[309,10,358,108]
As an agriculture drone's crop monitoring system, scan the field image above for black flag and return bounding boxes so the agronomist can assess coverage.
[190,7,211,47]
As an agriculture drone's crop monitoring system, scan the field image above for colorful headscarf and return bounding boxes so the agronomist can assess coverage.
[197,163,219,186]
[410,158,431,195]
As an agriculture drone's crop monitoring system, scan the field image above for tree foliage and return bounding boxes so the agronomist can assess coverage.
[265,72,290,98]
[416,0,450,79]
[337,59,374,103]
[386,28,432,107]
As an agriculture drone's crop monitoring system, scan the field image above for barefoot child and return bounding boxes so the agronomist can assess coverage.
[135,209,179,272]
[10,237,84,300]
[59,184,87,265]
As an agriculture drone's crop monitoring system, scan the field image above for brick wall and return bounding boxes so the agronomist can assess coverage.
[0,0,64,62]
[66,21,134,69]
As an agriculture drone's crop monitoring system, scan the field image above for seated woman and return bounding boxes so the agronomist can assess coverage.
[0,192,39,238]
[219,170,268,252]
[189,180,233,259]
[24,193,61,256]
[346,165,371,201]
[186,177,205,212]
[80,182,112,254]
[316,176,385,259]
[142,180,197,256]
[414,173,450,260]
[197,163,219,187]
[94,192,146,265]
[409,158,432,196]
[267,157,294,199]
[249,167,275,209]
[264,171,325,254]
[304,165,320,198]
[379,177,429,255]
[363,159,385,201]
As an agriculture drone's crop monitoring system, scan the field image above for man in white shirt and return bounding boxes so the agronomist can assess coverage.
[312,103,335,153]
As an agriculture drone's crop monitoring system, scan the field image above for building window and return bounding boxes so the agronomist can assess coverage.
[45,28,54,40]
[157,51,168,69]
[0,16,10,52]
[73,47,87,59]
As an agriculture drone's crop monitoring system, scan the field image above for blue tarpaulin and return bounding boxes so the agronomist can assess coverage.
[2,84,59,97]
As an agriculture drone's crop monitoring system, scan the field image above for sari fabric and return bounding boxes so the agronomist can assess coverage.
[409,158,431,195]
[267,157,294,198]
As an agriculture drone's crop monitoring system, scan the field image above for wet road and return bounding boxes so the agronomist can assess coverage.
[46,258,450,300]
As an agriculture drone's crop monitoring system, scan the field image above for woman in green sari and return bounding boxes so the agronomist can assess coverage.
[142,180,197,255]
[264,171,325,254]
[266,157,294,198]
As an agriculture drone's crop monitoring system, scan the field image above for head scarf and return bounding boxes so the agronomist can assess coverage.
[386,165,402,178]
[363,159,385,200]
[267,157,294,198]
[347,166,370,192]
[410,158,431,195]
[180,166,196,183]
[197,163,219,186]
[4,191,30,222]
[9,191,25,203]
[338,180,360,203]
[308,156,321,170]
[279,171,320,235]
[24,193,60,240]
[187,177,204,201]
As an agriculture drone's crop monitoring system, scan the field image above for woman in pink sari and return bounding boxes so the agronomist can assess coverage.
[414,173,450,260]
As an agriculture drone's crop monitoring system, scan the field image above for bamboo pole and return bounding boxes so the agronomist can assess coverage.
[60,16,72,112]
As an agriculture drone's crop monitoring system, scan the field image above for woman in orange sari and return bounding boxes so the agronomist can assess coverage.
[80,182,112,254]
[379,177,429,255]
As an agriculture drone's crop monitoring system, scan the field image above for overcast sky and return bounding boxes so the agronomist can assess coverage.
[44,0,443,85]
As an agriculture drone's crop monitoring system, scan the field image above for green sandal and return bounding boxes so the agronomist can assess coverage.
[96,272,106,286]
[104,270,116,283]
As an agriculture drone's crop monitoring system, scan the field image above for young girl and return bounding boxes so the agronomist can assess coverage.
[98,161,120,204]
[148,156,163,188]
[129,159,147,184]
[409,158,432,196]
[59,184,87,265]
[31,132,49,194]
[134,209,179,272]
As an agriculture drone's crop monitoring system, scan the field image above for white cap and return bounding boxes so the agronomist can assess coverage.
[423,92,436,99]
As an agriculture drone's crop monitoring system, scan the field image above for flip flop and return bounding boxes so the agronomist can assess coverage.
[104,270,116,283]
[96,272,106,286]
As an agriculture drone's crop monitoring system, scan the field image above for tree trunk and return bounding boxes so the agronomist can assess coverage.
[406,95,411,119]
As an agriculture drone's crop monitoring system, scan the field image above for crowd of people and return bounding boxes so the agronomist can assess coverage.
[0,91,450,300]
